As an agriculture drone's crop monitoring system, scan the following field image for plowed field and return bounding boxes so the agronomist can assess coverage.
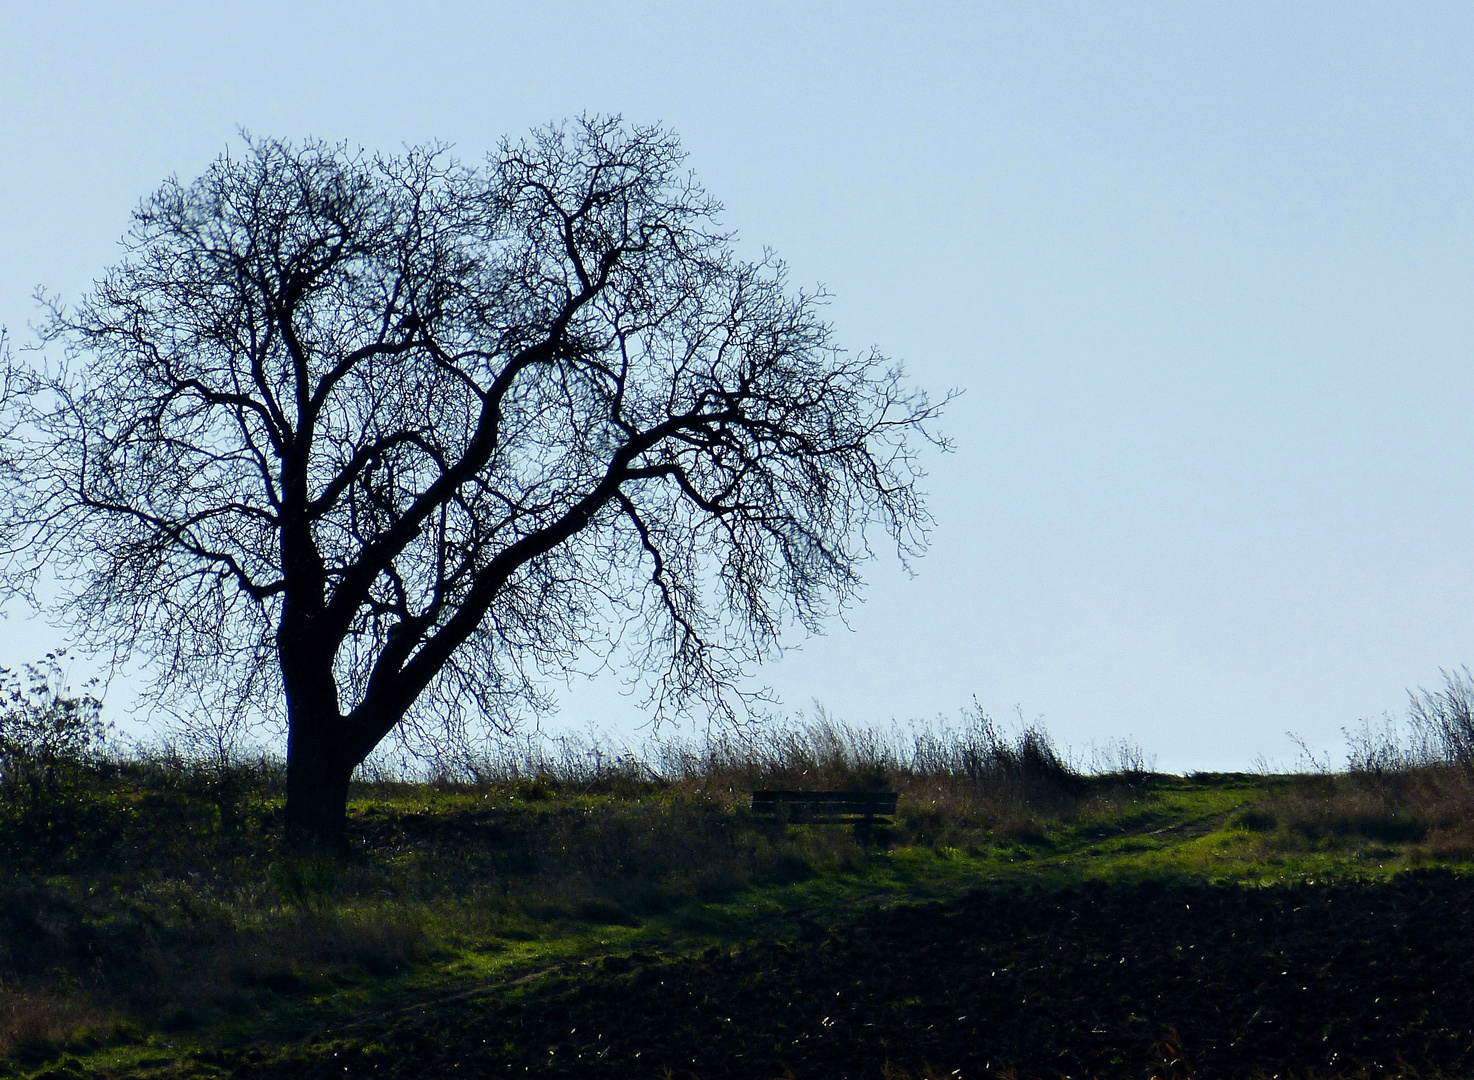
[258,870,1474,1079]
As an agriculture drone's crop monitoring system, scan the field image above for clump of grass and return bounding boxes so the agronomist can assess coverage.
[1406,666,1474,774]
[1238,669,1474,862]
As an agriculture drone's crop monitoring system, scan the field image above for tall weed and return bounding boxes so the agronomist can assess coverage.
[1407,666,1474,773]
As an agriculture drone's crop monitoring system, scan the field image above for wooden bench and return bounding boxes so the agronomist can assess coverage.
[751,789,899,825]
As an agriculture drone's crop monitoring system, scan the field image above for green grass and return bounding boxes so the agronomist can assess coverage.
[2,749,1472,1078]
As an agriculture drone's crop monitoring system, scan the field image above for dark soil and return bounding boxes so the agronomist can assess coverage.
[258,870,1474,1079]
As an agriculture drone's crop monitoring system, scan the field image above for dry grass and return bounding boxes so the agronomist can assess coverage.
[1242,763,1474,863]
[0,987,118,1062]
[0,708,1115,1058]
[440,705,1099,846]
[1228,668,1474,862]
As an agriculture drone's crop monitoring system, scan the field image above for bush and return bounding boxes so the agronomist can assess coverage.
[0,655,110,866]
[0,655,105,784]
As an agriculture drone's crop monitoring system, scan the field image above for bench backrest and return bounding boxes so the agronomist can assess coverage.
[751,789,899,820]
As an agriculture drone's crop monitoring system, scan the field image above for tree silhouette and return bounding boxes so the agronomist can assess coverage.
[0,118,946,847]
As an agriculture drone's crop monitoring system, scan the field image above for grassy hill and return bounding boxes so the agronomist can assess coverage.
[1,714,1472,1078]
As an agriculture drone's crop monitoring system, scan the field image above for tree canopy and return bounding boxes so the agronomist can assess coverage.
[0,117,947,846]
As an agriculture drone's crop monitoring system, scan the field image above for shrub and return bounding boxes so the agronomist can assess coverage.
[0,655,105,787]
[0,655,110,867]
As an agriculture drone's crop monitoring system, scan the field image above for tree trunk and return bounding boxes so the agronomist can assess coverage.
[281,651,356,851]
[284,732,355,851]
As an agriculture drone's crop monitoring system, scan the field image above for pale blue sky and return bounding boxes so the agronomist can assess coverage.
[3,2,1474,770]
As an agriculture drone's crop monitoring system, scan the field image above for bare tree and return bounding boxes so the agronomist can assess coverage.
[1,118,948,848]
